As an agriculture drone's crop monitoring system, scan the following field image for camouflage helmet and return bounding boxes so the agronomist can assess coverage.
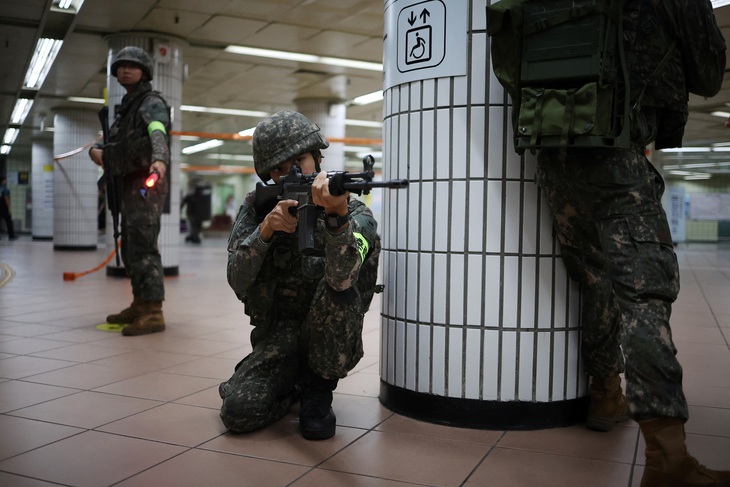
[111,46,154,81]
[253,110,329,182]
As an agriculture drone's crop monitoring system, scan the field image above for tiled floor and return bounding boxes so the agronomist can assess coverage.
[1,235,729,487]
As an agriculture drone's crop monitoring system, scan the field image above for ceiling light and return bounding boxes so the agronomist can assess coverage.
[237,128,255,137]
[10,99,34,125]
[206,154,254,162]
[351,91,384,105]
[181,105,269,118]
[712,0,730,8]
[0,145,11,155]
[711,111,730,118]
[182,139,224,154]
[225,45,382,72]
[3,128,20,145]
[684,174,712,180]
[24,38,63,89]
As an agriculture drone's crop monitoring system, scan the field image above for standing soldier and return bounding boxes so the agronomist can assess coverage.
[526,1,729,486]
[89,46,171,336]
[219,110,381,440]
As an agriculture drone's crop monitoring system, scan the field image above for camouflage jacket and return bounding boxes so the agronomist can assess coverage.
[98,82,171,177]
[623,0,726,149]
[227,195,379,324]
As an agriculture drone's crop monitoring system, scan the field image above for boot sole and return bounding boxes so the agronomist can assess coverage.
[122,324,165,336]
[300,425,336,441]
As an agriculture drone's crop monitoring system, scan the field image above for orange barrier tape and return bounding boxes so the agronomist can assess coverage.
[63,242,120,281]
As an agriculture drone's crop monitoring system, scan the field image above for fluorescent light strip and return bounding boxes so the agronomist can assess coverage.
[346,119,382,128]
[712,0,730,8]
[225,45,382,72]
[206,154,254,162]
[182,139,224,154]
[684,174,712,180]
[3,128,19,145]
[351,91,383,105]
[10,99,34,125]
[182,104,269,118]
[0,145,11,155]
[24,38,63,89]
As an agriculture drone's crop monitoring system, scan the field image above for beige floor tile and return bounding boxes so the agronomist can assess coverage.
[290,469,419,487]
[0,471,62,486]
[0,380,78,413]
[0,430,186,487]
[92,371,220,401]
[336,369,381,397]
[321,430,491,486]
[29,342,131,362]
[465,447,633,487]
[333,394,394,430]
[20,362,146,390]
[98,403,227,446]
[0,355,75,380]
[0,337,72,355]
[174,385,223,409]
[8,390,162,429]
[161,355,241,380]
[201,416,367,466]
[114,448,310,487]
[498,423,639,464]
[376,413,503,445]
[0,415,84,461]
[89,349,200,373]
[686,405,730,437]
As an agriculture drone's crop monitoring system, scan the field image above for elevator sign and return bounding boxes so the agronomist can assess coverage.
[384,0,467,89]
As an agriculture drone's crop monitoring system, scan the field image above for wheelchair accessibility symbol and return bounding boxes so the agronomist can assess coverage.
[406,26,432,65]
[397,0,446,73]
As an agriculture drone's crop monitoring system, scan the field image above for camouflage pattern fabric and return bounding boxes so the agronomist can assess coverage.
[102,81,171,302]
[219,196,379,433]
[531,0,722,422]
[120,172,168,301]
[537,147,686,421]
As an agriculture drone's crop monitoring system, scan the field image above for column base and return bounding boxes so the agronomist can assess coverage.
[380,381,589,430]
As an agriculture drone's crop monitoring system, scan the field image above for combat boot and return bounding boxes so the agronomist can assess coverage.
[106,297,142,324]
[122,300,165,336]
[299,373,338,440]
[586,375,629,432]
[640,417,730,487]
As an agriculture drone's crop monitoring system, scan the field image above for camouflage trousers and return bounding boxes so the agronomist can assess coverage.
[120,172,168,302]
[537,147,688,421]
[219,280,365,433]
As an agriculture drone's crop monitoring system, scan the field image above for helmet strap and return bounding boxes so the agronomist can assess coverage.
[312,150,323,173]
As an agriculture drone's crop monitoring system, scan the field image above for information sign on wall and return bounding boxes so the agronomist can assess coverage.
[384,0,468,89]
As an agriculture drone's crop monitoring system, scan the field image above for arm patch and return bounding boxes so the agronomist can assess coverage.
[147,121,167,136]
[354,232,369,263]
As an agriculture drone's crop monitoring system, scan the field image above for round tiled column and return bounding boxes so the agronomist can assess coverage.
[104,33,185,276]
[296,98,346,172]
[31,137,54,240]
[52,108,101,250]
[379,0,587,429]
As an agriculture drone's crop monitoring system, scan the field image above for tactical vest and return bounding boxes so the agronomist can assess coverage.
[106,89,171,176]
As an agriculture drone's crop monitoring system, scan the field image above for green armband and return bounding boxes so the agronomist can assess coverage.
[354,232,369,263]
[147,121,167,136]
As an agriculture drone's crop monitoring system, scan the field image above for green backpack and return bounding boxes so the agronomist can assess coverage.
[487,0,631,154]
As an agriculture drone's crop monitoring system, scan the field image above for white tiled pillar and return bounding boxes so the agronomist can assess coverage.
[52,109,100,250]
[296,98,346,172]
[103,34,185,276]
[31,137,54,240]
[379,0,587,429]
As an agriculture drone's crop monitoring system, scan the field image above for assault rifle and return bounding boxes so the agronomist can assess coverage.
[254,155,408,253]
[98,106,122,266]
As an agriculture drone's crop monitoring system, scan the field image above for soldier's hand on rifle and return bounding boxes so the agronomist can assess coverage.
[312,171,348,217]
[260,199,298,242]
[89,148,104,167]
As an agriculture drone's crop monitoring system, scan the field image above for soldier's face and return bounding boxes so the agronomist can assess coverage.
[116,62,144,88]
[270,152,316,183]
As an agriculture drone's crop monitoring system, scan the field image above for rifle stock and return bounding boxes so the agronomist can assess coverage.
[253,154,408,253]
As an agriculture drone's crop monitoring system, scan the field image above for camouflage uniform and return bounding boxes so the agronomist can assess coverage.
[98,80,170,302]
[219,193,379,432]
[536,0,723,422]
